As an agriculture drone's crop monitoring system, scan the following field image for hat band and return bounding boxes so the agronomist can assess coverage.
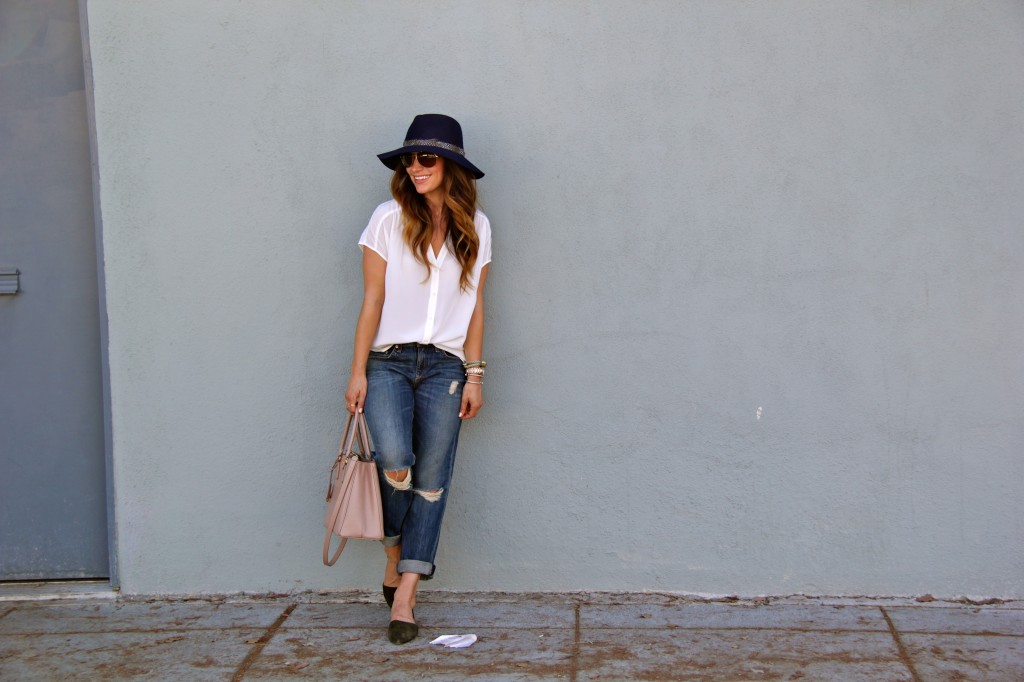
[403,138,466,157]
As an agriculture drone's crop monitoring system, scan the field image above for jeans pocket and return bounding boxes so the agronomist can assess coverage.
[369,345,399,360]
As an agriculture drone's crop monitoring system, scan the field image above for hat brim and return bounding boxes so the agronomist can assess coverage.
[378,145,484,180]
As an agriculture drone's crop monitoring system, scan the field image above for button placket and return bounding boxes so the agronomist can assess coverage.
[422,271,440,343]
[422,248,445,343]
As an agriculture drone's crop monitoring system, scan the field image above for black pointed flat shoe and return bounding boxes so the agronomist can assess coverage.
[383,584,397,608]
[387,618,418,645]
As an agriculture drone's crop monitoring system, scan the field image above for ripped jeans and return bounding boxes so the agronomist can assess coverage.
[363,343,465,579]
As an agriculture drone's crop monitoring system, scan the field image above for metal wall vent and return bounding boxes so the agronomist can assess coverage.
[0,269,20,295]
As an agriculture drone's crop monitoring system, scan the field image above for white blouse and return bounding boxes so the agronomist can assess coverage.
[358,200,492,360]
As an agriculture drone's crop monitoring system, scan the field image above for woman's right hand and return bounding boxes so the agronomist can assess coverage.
[345,374,367,414]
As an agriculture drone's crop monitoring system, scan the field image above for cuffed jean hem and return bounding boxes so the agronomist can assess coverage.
[381,535,401,548]
[397,559,435,579]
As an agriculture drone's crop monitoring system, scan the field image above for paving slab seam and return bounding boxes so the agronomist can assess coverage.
[880,606,922,682]
[569,602,580,682]
[580,626,894,634]
[267,625,916,636]
[0,627,281,637]
[231,602,296,682]
[895,630,1024,638]
[277,625,577,632]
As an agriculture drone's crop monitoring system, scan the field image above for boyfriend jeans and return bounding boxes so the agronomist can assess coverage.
[363,343,465,579]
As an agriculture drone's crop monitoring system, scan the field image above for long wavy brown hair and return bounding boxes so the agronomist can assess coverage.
[391,160,480,292]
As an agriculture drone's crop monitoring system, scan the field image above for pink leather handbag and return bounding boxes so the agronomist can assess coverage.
[323,411,384,566]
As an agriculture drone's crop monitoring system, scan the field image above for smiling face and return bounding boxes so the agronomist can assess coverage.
[405,153,446,203]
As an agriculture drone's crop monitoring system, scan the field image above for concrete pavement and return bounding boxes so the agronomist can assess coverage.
[1,588,1021,680]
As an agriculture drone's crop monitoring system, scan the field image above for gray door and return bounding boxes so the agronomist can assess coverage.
[0,0,109,580]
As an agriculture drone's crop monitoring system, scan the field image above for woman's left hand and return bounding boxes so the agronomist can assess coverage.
[459,382,483,420]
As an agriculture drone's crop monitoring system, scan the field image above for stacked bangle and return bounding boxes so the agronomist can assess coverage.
[464,359,486,386]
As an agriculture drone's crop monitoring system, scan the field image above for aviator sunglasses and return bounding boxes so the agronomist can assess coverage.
[400,152,440,168]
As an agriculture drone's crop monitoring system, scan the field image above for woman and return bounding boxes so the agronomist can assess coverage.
[345,114,491,645]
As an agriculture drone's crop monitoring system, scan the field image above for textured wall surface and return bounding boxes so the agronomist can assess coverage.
[84,1,1024,597]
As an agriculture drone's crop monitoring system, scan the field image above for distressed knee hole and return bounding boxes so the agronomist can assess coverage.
[415,488,444,503]
[384,469,412,490]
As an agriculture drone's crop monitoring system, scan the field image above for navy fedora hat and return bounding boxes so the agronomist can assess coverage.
[378,114,484,179]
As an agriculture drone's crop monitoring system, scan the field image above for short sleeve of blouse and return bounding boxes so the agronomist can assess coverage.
[477,211,492,267]
[357,201,400,261]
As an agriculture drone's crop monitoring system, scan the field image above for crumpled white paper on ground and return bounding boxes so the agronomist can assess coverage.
[430,634,478,648]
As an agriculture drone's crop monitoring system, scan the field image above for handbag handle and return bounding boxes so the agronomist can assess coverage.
[358,411,375,459]
[338,411,373,463]
[354,412,373,462]
[326,412,374,500]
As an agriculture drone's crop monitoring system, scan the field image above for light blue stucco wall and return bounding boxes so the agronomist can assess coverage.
[83,1,1024,598]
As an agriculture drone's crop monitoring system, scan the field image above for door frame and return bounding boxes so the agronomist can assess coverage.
[79,0,118,589]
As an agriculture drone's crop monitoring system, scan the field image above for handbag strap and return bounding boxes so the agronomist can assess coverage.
[323,529,349,566]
